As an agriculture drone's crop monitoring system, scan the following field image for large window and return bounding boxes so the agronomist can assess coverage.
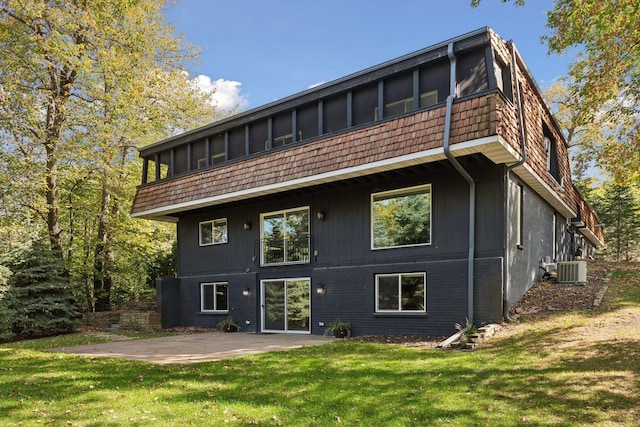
[261,207,310,265]
[199,219,228,246]
[375,273,426,313]
[200,282,228,312]
[372,184,432,249]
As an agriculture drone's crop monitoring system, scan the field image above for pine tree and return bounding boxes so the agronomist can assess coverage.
[593,183,640,262]
[0,239,80,340]
[0,264,16,342]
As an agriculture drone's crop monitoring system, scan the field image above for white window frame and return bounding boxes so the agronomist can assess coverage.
[371,184,432,250]
[199,218,228,246]
[552,213,557,260]
[200,282,229,313]
[516,184,524,247]
[260,206,310,266]
[375,272,427,313]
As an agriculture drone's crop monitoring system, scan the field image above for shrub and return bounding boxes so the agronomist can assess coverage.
[0,239,80,341]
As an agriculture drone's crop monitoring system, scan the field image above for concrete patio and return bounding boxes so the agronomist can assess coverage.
[51,332,337,365]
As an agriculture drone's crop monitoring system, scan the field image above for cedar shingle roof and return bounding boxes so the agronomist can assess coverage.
[131,95,500,219]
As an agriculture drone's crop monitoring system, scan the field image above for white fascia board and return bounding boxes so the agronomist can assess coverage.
[512,162,577,219]
[132,136,503,220]
[578,226,605,248]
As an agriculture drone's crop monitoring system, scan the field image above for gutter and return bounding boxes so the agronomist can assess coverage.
[443,42,476,325]
[503,41,528,322]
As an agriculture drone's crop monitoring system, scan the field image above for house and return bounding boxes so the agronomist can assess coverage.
[130,28,603,336]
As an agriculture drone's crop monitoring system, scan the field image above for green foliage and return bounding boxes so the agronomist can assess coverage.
[471,0,524,6]
[0,263,16,342]
[474,0,640,183]
[373,189,431,248]
[0,1,220,312]
[591,183,640,261]
[325,318,352,337]
[0,239,80,341]
[1,265,638,425]
[144,241,177,288]
[217,316,241,332]
[455,317,478,342]
[545,0,640,183]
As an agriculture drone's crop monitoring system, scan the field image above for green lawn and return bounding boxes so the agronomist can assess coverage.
[1,267,639,426]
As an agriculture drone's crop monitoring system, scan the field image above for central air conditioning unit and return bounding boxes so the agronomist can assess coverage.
[557,261,587,284]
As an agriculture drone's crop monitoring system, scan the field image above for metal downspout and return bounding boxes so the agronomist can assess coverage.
[443,42,476,324]
[503,41,528,321]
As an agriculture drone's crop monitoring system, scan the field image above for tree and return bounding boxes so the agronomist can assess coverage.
[542,78,614,186]
[0,238,80,341]
[472,0,640,183]
[545,0,640,183]
[592,183,640,262]
[1,1,219,311]
[0,262,15,342]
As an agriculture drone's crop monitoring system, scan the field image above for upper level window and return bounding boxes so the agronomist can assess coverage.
[352,83,378,126]
[420,60,449,107]
[543,125,561,183]
[144,156,156,183]
[228,127,245,160]
[493,59,513,101]
[273,113,293,147]
[372,184,432,249]
[192,138,207,169]
[158,151,171,179]
[297,103,318,141]
[199,218,228,246]
[383,72,413,119]
[210,133,226,165]
[249,119,268,154]
[458,48,488,97]
[375,272,426,313]
[261,207,310,265]
[323,95,347,134]
[174,145,188,175]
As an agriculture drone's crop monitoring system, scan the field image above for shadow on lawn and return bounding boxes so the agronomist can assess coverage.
[2,335,638,425]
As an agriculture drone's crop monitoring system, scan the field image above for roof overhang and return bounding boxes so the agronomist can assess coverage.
[578,226,605,248]
[131,134,576,222]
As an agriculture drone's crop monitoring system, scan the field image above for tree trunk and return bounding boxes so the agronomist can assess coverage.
[93,183,112,312]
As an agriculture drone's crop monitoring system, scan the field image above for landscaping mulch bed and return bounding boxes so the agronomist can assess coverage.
[353,260,632,347]
[510,260,630,319]
[351,335,446,347]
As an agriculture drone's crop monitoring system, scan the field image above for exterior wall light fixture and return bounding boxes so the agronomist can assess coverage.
[243,221,251,230]
[316,210,326,220]
[243,286,251,297]
[316,282,325,295]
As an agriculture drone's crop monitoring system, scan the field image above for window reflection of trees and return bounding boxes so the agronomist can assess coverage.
[373,187,431,248]
[262,209,309,264]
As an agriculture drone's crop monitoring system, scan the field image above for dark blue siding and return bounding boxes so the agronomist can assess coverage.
[168,157,507,336]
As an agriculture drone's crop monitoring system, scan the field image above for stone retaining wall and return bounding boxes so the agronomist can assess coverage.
[81,311,161,332]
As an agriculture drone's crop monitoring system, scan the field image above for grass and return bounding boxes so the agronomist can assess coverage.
[1,266,638,426]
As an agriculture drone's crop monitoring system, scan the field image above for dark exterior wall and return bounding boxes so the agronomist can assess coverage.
[169,156,506,336]
[156,278,180,328]
[506,174,575,309]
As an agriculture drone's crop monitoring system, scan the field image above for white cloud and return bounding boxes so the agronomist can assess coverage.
[192,75,249,113]
[308,81,326,89]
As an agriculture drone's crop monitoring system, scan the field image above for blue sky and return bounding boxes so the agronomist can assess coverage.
[164,0,573,112]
